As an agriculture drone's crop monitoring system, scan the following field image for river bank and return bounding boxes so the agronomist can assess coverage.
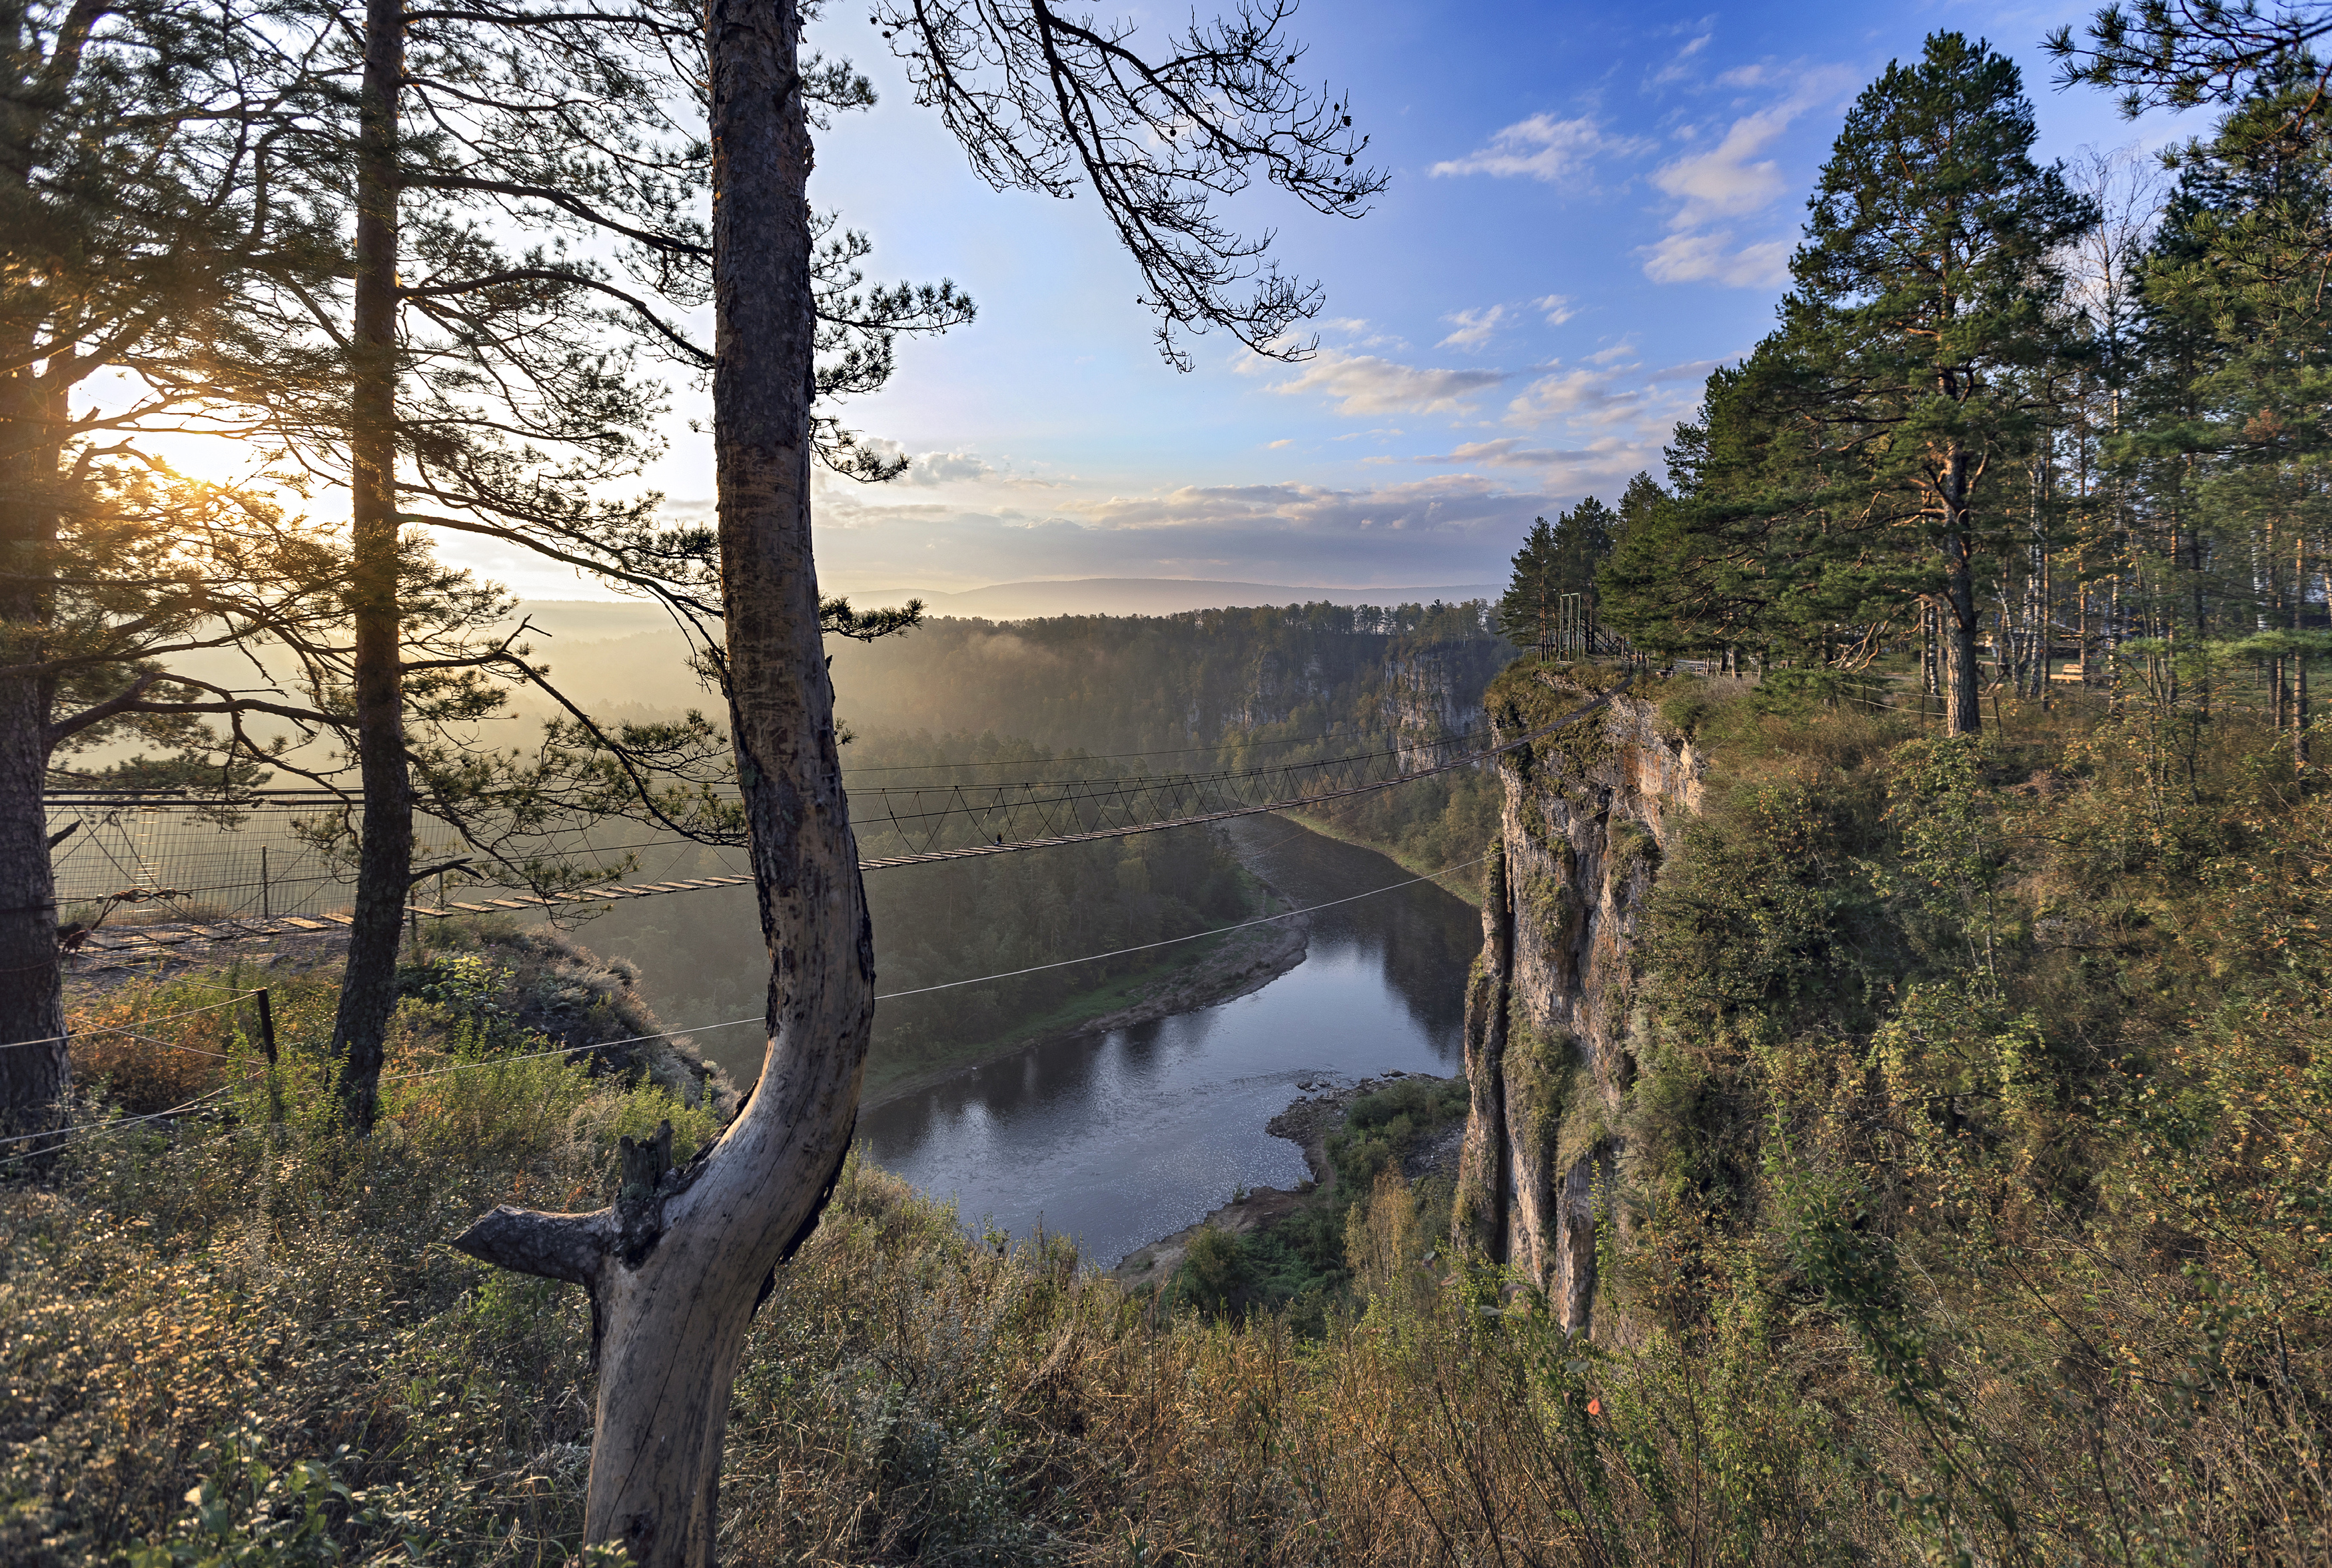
[860,898,1311,1108]
[1110,1069,1466,1294]
[1273,809,1488,909]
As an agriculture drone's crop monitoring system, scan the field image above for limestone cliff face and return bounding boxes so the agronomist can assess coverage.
[1381,644,1487,768]
[1453,665,1704,1334]
[1232,647,1332,729]
[1226,637,1509,754]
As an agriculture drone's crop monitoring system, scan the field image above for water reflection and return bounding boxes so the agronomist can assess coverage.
[858,818,1482,1266]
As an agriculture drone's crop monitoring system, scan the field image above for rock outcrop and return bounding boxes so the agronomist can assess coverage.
[1383,643,1493,768]
[1452,663,1705,1335]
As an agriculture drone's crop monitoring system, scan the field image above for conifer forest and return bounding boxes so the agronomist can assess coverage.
[3,0,2330,1563]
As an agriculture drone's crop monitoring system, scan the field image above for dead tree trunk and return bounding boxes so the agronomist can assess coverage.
[453,0,872,1560]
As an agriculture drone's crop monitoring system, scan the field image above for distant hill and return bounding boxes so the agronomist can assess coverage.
[490,583,1509,723]
[841,578,1504,621]
[506,580,1503,644]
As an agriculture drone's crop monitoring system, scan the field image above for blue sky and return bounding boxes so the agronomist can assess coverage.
[488,0,2197,599]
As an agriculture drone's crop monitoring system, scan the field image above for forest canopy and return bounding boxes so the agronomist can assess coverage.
[1595,29,2330,748]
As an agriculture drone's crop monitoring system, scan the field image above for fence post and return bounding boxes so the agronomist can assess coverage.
[255,989,281,1123]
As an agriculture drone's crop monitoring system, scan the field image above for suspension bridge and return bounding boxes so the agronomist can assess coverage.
[46,675,1629,961]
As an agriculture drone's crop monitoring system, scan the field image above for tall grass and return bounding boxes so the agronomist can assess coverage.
[6,1086,2323,1563]
[7,691,2327,1565]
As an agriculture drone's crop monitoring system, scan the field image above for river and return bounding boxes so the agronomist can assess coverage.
[856,817,1483,1266]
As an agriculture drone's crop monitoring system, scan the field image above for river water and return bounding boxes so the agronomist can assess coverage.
[857,817,1482,1266]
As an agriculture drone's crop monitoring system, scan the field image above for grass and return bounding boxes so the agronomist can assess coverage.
[6,687,2328,1565]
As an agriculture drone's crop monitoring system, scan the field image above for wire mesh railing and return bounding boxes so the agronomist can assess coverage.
[42,681,1635,953]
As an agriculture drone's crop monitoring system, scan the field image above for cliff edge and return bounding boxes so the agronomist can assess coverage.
[1451,661,1706,1336]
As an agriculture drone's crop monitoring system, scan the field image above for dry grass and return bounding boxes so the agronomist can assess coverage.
[10,696,2329,1565]
[6,1097,2324,1565]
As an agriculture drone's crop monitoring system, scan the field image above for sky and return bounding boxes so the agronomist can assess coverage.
[454,0,2197,601]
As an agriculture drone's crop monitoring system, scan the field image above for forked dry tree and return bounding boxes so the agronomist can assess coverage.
[456,1,1381,1561]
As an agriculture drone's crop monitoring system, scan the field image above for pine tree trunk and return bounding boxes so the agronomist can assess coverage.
[452,1,873,1559]
[0,0,67,1124]
[0,364,67,1126]
[1940,454,1983,737]
[328,0,412,1132]
[2298,536,2313,777]
[2298,652,2312,775]
[0,632,64,1129]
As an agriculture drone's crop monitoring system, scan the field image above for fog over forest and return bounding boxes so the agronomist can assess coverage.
[488,595,1514,1090]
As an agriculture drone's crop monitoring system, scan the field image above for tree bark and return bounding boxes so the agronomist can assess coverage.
[453,1,873,1561]
[329,0,414,1132]
[0,46,69,1120]
[0,340,68,1124]
[1939,449,1984,737]
[2297,534,2311,777]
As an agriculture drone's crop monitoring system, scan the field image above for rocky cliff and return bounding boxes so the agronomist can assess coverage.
[1451,662,1706,1335]
[1381,642,1510,770]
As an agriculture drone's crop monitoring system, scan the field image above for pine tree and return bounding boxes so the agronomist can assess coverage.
[2144,64,2332,766]
[242,0,971,1129]
[1598,344,1888,660]
[1615,37,2099,701]
[0,0,347,1120]
[1500,499,1624,656]
[1550,496,1618,601]
[1497,516,1560,653]
[1783,31,2097,732]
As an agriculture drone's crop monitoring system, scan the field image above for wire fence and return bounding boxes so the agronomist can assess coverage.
[37,706,1578,928]
[5,844,1496,1166]
[45,805,748,928]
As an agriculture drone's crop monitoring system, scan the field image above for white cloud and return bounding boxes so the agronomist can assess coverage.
[1639,61,1858,290]
[801,470,1587,588]
[1415,438,1576,468]
[904,450,995,486]
[1251,347,1508,417]
[1534,294,1578,326]
[1408,436,1658,498]
[1430,113,1654,184]
[1502,357,1718,437]
[1641,230,1795,286]
[1266,438,1295,450]
[1506,368,1635,426]
[1647,356,1726,385]
[1652,31,1714,85]
[832,444,1075,492]
[1652,105,1796,226]
[1437,305,1512,350]
[1311,316,1407,350]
